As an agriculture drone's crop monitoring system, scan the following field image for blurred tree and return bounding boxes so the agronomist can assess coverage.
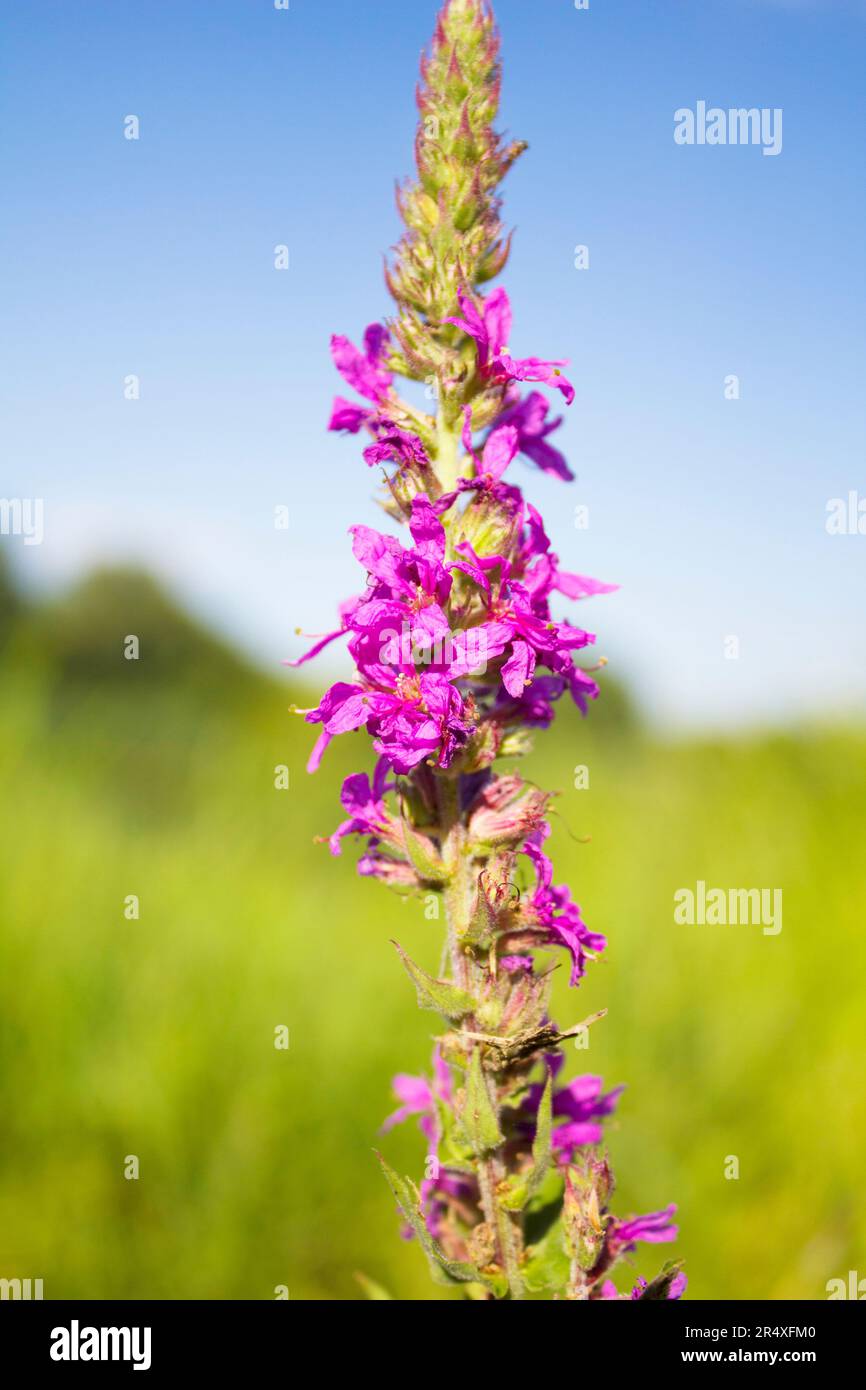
[23,566,267,708]
[0,549,25,652]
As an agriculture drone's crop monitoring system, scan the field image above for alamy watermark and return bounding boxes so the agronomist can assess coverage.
[379,622,491,675]
[674,880,782,936]
[826,491,866,536]
[0,1276,43,1299]
[826,1270,866,1300]
[674,102,782,157]
[0,497,43,545]
[50,1321,151,1371]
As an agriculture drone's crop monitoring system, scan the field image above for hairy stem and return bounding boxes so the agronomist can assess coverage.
[435,408,463,498]
[438,775,471,989]
[484,1076,525,1301]
[436,771,525,1300]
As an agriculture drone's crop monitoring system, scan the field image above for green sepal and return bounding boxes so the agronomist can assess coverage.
[462,884,496,946]
[477,1269,508,1300]
[498,1070,552,1212]
[460,1047,504,1156]
[401,820,449,884]
[376,1154,495,1291]
[391,941,477,1019]
[434,1095,475,1170]
[499,727,535,758]
[462,1282,498,1301]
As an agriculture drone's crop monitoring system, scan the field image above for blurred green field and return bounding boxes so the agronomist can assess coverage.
[1,561,864,1300]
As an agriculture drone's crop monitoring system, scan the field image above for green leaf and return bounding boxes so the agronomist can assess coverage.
[391,941,477,1020]
[376,1154,486,1289]
[523,1218,571,1295]
[435,1096,475,1169]
[461,1047,504,1156]
[498,1070,552,1212]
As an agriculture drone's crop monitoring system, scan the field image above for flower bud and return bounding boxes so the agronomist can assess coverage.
[451,485,523,564]
[467,775,550,849]
[451,717,502,773]
[563,1159,613,1273]
[358,851,424,894]
[498,727,535,758]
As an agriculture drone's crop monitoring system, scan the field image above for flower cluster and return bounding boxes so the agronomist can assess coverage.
[293,0,682,1301]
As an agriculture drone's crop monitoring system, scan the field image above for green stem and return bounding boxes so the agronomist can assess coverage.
[484,1077,525,1302]
[568,1258,591,1301]
[436,773,525,1300]
[433,389,525,1297]
[434,409,463,496]
[438,775,471,989]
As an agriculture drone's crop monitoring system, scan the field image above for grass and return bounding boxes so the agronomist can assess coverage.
[0,569,863,1299]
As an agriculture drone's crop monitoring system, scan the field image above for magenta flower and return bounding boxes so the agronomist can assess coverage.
[420,1168,479,1241]
[328,323,392,433]
[285,594,363,670]
[519,502,618,607]
[447,287,576,405]
[493,584,595,699]
[363,426,430,473]
[349,495,452,655]
[446,549,598,703]
[380,1049,481,1242]
[305,669,472,775]
[329,760,395,856]
[629,1272,688,1300]
[551,1074,624,1156]
[609,1205,680,1253]
[522,832,607,986]
[381,1072,438,1139]
[523,1059,623,1159]
[491,673,570,728]
[381,1046,451,1144]
[357,851,423,888]
[494,390,574,481]
[461,407,521,483]
[599,1272,687,1301]
[499,954,533,972]
[303,0,682,1303]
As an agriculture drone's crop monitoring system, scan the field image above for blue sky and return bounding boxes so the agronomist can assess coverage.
[3,0,865,729]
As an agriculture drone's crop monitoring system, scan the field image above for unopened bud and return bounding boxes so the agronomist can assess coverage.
[563,1162,612,1272]
[467,776,550,848]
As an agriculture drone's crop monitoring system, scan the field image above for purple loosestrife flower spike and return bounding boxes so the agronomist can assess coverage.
[294,0,682,1301]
